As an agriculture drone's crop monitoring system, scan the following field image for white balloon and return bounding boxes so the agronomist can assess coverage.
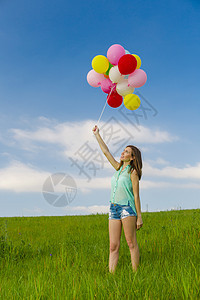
[109,66,124,83]
[116,79,135,97]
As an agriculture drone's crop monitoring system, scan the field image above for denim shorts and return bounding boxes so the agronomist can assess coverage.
[108,202,137,220]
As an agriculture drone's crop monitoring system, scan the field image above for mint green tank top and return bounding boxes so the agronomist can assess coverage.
[110,164,137,216]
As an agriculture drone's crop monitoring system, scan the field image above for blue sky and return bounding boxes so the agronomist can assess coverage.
[0,0,200,217]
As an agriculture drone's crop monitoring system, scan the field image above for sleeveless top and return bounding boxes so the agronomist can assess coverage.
[110,164,137,216]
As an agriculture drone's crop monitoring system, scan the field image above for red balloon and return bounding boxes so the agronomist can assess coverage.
[107,90,123,108]
[118,54,137,75]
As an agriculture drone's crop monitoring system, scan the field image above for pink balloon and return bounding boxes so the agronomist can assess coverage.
[87,69,105,87]
[128,69,147,88]
[101,78,116,94]
[107,44,126,66]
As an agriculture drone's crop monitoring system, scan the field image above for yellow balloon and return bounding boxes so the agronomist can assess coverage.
[124,94,141,110]
[92,55,109,74]
[132,54,141,69]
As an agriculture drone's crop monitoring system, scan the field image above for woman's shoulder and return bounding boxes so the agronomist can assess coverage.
[130,168,139,177]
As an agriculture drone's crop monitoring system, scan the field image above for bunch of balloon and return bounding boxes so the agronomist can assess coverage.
[87,44,147,122]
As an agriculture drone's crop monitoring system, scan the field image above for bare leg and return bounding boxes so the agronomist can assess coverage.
[122,216,139,272]
[109,219,122,273]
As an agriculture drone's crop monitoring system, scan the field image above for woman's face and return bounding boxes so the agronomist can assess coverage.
[120,147,133,162]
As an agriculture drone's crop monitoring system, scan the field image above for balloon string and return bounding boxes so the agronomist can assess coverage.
[96,98,107,126]
[96,86,115,125]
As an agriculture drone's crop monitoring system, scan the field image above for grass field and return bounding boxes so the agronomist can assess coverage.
[0,209,199,299]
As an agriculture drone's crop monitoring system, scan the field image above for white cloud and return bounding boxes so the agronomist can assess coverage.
[0,160,111,193]
[0,160,200,194]
[5,117,198,195]
[140,180,169,189]
[143,161,200,179]
[0,161,49,193]
[126,125,178,144]
[9,118,177,159]
[140,180,200,189]
[62,205,109,215]
[23,207,44,214]
[0,152,11,157]
[146,157,170,166]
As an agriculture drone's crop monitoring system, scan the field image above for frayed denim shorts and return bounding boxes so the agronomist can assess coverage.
[108,202,137,220]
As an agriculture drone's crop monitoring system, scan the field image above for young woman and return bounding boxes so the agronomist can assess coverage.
[92,125,143,273]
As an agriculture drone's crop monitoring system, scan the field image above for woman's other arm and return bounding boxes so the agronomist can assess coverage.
[131,170,143,230]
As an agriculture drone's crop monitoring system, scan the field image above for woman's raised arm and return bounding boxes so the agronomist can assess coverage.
[92,125,120,170]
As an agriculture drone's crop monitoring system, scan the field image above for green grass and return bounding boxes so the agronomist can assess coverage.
[0,209,199,299]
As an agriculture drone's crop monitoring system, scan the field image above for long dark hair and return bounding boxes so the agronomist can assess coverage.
[117,145,142,180]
